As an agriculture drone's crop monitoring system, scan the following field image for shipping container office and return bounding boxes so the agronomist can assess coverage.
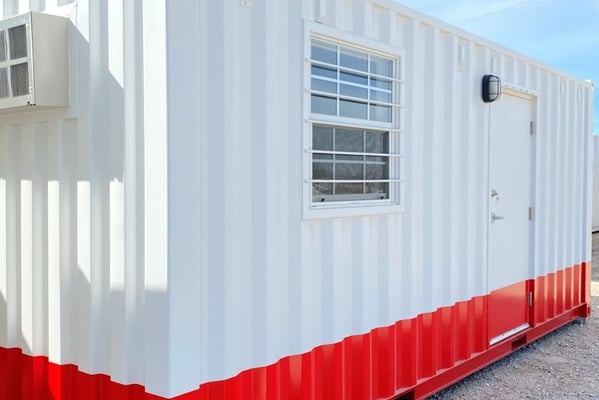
[0,0,594,399]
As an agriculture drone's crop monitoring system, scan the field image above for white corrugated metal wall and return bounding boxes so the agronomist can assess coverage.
[0,0,593,398]
[165,0,592,395]
[0,0,171,396]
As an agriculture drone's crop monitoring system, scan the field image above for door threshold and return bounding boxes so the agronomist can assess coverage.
[489,323,529,346]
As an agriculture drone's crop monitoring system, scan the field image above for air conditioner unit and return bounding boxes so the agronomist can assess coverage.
[0,12,69,112]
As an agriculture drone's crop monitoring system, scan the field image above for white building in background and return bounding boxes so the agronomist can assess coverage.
[0,1,594,399]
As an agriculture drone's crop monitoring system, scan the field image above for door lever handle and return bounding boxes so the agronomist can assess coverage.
[491,212,504,222]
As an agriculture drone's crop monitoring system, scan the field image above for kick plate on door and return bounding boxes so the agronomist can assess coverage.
[490,323,529,346]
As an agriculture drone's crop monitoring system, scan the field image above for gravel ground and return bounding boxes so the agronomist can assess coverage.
[428,234,599,400]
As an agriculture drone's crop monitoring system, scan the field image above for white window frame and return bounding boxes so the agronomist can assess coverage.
[303,21,405,219]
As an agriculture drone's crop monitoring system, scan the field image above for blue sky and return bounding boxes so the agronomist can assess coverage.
[393,0,599,134]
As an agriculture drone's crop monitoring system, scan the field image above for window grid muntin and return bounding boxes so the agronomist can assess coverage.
[310,89,398,108]
[311,62,393,103]
[310,58,404,83]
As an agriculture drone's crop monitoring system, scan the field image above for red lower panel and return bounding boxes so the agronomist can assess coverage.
[533,263,591,325]
[0,263,591,400]
[488,280,528,341]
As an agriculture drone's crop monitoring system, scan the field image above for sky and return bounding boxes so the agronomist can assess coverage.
[392,0,599,134]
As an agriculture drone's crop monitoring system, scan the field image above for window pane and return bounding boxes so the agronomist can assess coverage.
[370,104,392,122]
[335,157,363,180]
[312,95,336,115]
[312,78,336,94]
[365,163,388,180]
[313,126,333,150]
[313,183,333,200]
[365,183,388,198]
[312,65,337,79]
[340,99,367,119]
[313,161,333,180]
[335,129,363,152]
[340,71,368,86]
[340,84,367,100]
[370,55,393,76]
[340,48,368,71]
[10,62,29,97]
[312,41,337,64]
[9,25,27,60]
[371,77,392,90]
[365,132,387,153]
[335,183,363,194]
[370,89,392,103]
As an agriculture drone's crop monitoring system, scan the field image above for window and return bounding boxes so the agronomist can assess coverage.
[312,125,389,202]
[306,36,403,213]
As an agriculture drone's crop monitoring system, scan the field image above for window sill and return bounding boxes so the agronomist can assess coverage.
[303,202,403,220]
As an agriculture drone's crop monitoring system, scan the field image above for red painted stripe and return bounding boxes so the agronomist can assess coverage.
[1,263,591,400]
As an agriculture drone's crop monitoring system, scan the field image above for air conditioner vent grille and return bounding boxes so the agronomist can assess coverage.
[0,22,30,99]
[8,24,27,59]
[10,62,28,96]
[0,68,8,98]
[0,31,6,62]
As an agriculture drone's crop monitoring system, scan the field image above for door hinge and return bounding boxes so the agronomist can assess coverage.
[528,291,533,306]
[528,207,534,221]
[529,121,535,135]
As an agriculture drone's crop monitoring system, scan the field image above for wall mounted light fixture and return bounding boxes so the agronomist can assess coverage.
[482,74,501,103]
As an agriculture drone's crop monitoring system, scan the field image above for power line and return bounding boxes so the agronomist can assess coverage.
[419,0,456,12]
[454,0,548,25]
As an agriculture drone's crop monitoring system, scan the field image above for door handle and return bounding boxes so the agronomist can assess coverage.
[491,212,504,222]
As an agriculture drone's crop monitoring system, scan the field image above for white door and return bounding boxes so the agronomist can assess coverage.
[488,92,533,345]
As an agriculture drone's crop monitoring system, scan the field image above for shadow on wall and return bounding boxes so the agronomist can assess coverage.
[0,288,57,400]
[0,270,168,399]
[0,2,169,399]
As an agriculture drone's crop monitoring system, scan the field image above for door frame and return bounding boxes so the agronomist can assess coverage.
[486,84,538,345]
